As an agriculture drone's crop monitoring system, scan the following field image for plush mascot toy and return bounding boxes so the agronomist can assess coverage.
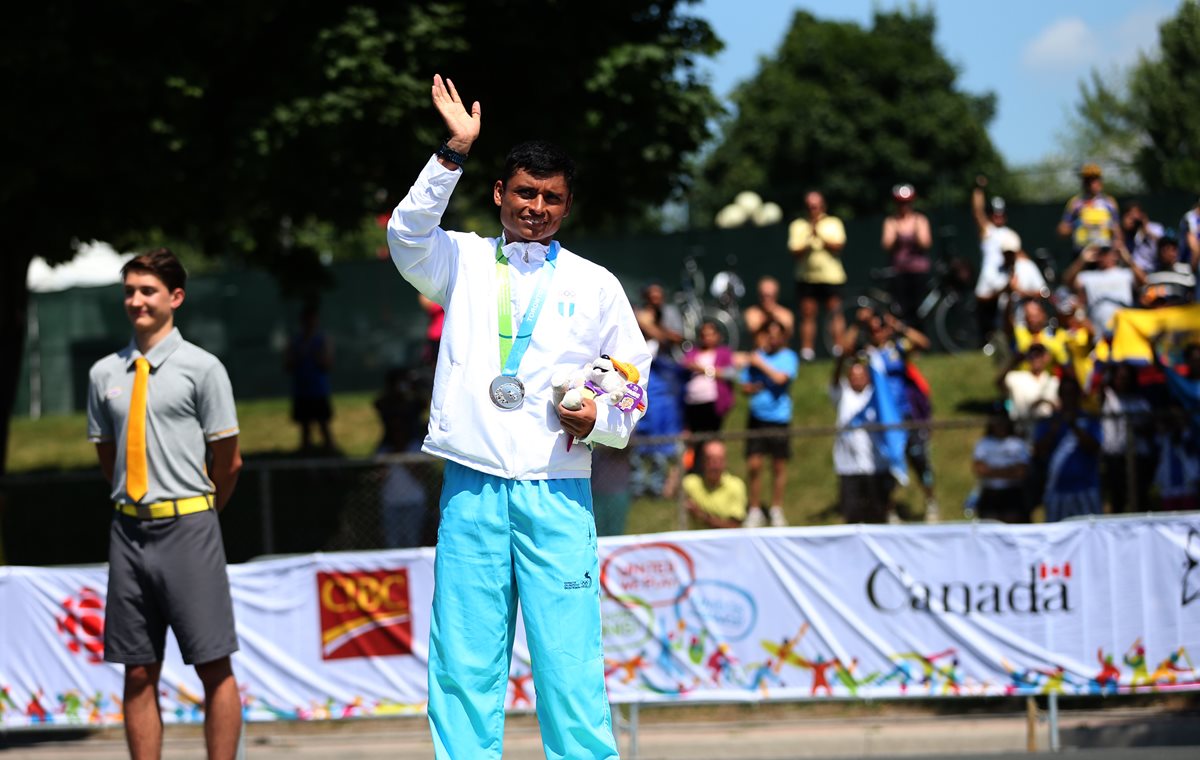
[552,355,646,449]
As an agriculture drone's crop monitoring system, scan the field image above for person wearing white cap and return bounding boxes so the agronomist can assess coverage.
[973,176,1033,343]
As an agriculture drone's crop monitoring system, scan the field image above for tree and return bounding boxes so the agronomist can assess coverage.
[0,0,721,475]
[692,9,1006,224]
[1072,1,1200,193]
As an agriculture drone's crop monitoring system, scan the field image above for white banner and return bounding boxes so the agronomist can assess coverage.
[2,515,1198,727]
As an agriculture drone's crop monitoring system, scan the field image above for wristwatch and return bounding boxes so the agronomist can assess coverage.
[436,142,468,166]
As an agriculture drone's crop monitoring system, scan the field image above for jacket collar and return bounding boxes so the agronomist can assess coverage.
[499,232,552,264]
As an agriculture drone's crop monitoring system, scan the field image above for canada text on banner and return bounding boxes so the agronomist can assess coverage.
[0,516,1198,727]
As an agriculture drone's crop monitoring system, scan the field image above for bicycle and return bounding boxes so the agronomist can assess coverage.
[674,253,744,355]
[854,259,977,353]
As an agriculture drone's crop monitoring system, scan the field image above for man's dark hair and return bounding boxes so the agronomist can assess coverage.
[121,247,187,292]
[1026,343,1049,358]
[502,140,576,193]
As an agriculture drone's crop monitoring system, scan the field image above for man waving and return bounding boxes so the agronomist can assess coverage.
[387,75,649,759]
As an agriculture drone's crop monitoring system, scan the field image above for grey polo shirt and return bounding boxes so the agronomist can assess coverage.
[87,328,239,504]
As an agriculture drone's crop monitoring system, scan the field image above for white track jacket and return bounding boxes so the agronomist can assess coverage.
[387,156,651,480]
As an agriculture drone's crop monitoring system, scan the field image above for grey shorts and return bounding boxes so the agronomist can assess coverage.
[104,508,238,666]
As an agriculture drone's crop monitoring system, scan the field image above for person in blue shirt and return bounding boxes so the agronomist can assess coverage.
[1034,377,1103,521]
[740,320,799,527]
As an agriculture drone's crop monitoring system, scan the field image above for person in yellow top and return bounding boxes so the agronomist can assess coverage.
[1008,300,1069,367]
[1057,164,1123,254]
[789,191,847,361]
[681,440,748,528]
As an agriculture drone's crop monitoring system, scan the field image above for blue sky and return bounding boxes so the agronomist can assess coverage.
[692,0,1179,165]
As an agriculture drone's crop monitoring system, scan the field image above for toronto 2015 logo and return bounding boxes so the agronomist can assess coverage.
[56,587,105,664]
[316,569,412,660]
[866,562,1073,616]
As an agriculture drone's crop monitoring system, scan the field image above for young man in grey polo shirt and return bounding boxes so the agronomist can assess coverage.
[87,248,243,760]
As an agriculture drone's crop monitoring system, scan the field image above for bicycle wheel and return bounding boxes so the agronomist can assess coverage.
[933,291,977,354]
[701,306,740,353]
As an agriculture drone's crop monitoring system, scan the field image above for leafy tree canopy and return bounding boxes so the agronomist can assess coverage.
[1074,0,1200,194]
[692,8,1006,223]
[6,1,721,264]
[0,0,721,473]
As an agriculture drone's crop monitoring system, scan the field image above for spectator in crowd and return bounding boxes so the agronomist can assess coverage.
[1122,200,1164,273]
[743,276,795,344]
[856,309,938,522]
[631,284,687,499]
[1142,235,1196,307]
[1007,299,1068,369]
[1057,164,1122,254]
[418,293,445,365]
[1003,248,1049,306]
[1063,244,1146,336]
[982,244,1050,346]
[1100,363,1154,513]
[789,191,847,360]
[681,440,748,528]
[972,175,1023,342]
[830,349,891,523]
[881,183,933,327]
[1034,377,1103,521]
[636,282,685,358]
[972,413,1032,523]
[998,343,1060,423]
[285,302,336,452]
[1154,411,1200,511]
[374,367,431,548]
[1179,197,1200,265]
[1150,336,1200,419]
[591,445,634,536]
[740,320,799,528]
[1052,291,1098,392]
[681,319,736,472]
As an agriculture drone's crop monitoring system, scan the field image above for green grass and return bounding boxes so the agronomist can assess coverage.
[6,392,387,473]
[6,352,1000,531]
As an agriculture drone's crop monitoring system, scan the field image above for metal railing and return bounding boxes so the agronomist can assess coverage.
[0,410,1176,565]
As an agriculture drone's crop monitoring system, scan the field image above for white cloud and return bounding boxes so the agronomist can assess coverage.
[1021,17,1100,73]
[1109,6,1170,67]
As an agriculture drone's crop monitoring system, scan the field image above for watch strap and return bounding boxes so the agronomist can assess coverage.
[436,142,468,166]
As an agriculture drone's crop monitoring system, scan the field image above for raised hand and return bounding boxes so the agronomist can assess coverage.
[432,74,480,154]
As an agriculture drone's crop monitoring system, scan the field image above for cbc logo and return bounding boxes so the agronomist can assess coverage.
[317,569,413,660]
[320,573,409,615]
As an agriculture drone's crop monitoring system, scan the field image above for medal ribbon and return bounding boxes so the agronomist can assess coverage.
[496,239,559,377]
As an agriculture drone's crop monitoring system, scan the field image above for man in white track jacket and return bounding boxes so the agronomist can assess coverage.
[386,74,650,760]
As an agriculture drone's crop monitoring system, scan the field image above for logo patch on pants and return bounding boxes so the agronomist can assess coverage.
[563,571,593,590]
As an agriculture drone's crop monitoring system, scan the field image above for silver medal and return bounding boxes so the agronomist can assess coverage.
[489,375,525,410]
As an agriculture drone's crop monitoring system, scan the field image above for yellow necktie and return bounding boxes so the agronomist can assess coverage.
[126,357,150,502]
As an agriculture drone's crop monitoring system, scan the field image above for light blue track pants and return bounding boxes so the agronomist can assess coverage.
[428,461,620,760]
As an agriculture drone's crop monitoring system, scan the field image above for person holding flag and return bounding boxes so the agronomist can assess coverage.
[844,309,907,494]
[829,347,893,523]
